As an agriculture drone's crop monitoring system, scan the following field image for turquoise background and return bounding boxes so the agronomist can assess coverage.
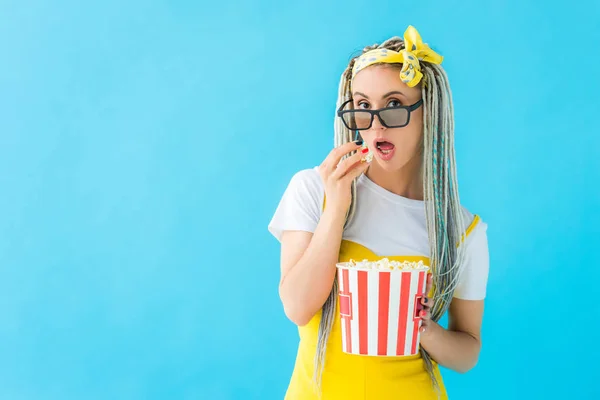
[1,0,598,399]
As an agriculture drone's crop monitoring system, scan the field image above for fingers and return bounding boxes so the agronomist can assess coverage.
[342,159,371,183]
[419,301,432,333]
[419,295,432,332]
[420,320,429,333]
[332,147,369,180]
[417,274,434,332]
[425,273,433,296]
[419,279,435,334]
[322,140,363,172]
[419,307,430,320]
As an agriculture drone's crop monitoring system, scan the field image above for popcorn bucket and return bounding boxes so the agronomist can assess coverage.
[335,260,429,357]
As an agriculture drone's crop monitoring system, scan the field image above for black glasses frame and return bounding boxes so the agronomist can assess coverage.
[336,99,424,130]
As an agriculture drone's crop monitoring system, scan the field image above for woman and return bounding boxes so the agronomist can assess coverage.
[268,25,489,400]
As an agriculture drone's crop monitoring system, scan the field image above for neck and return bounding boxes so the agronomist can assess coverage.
[365,153,423,200]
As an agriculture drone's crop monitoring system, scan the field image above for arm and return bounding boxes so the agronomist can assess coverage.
[419,215,489,372]
[419,298,484,373]
[278,206,347,326]
[276,141,370,326]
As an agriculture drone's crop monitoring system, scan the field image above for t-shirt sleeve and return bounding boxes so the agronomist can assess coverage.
[453,217,490,300]
[268,168,324,242]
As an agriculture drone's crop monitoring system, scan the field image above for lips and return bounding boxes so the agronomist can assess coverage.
[372,138,396,161]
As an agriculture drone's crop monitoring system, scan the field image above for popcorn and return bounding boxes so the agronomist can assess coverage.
[346,258,429,271]
[361,142,374,163]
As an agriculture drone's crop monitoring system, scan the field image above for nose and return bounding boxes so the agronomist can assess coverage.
[371,114,386,130]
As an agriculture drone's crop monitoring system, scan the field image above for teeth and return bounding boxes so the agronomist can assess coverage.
[376,142,393,155]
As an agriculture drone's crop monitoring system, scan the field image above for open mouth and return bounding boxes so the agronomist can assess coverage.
[376,140,395,155]
[373,140,396,160]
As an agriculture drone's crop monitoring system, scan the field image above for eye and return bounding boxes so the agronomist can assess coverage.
[387,99,403,108]
[357,101,370,109]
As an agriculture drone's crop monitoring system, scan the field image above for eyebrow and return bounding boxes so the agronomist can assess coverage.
[353,90,406,99]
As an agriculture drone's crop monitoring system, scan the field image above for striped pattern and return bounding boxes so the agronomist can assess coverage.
[338,267,427,356]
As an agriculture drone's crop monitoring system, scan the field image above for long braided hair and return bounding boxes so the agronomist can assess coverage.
[313,36,468,395]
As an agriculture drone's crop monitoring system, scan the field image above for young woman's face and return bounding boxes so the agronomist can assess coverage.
[351,65,424,172]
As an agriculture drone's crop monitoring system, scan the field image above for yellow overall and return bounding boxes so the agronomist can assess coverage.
[284,205,481,399]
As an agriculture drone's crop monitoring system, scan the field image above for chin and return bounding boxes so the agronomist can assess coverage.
[374,156,410,172]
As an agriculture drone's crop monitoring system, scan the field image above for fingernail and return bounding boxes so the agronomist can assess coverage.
[420,310,427,317]
[361,147,369,154]
[423,297,428,304]
[354,140,363,145]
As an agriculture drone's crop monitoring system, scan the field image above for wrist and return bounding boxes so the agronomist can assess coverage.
[322,205,348,224]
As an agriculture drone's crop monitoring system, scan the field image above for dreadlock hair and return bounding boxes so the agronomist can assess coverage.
[312,36,468,397]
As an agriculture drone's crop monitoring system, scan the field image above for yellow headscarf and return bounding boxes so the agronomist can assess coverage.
[351,25,443,87]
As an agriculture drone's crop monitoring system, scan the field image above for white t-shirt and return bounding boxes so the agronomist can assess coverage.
[268,167,490,300]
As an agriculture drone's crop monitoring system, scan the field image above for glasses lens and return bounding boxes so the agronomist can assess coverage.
[380,108,409,127]
[342,111,372,130]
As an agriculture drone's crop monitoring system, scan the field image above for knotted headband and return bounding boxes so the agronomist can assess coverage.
[351,25,443,87]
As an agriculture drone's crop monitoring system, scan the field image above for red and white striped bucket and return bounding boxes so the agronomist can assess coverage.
[336,261,429,357]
